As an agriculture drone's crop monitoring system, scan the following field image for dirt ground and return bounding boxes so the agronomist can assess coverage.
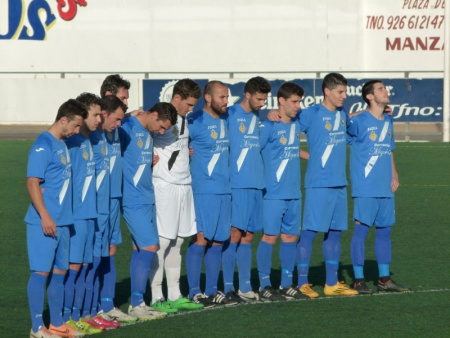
[0,123,444,142]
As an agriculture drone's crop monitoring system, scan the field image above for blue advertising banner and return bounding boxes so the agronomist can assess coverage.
[143,78,443,122]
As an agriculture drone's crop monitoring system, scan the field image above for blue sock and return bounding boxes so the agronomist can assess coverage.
[90,256,101,317]
[28,272,47,332]
[222,241,237,294]
[351,223,369,279]
[237,243,252,292]
[297,230,316,286]
[129,250,138,295]
[130,250,155,307]
[47,272,65,327]
[256,241,273,289]
[280,242,296,288]
[323,230,342,286]
[204,245,222,296]
[186,243,205,298]
[73,265,87,321]
[83,257,100,318]
[100,256,116,312]
[63,268,78,322]
[376,227,392,278]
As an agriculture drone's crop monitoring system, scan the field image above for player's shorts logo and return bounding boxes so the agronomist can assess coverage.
[369,131,377,141]
[82,150,88,160]
[239,123,246,133]
[325,121,332,131]
[280,135,287,145]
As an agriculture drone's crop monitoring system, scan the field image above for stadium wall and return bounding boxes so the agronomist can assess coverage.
[0,0,446,134]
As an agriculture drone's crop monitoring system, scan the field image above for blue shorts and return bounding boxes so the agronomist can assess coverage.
[122,204,159,248]
[353,197,395,227]
[194,193,231,242]
[303,187,348,233]
[231,188,263,233]
[94,213,110,257]
[109,197,122,246]
[262,199,301,236]
[27,224,70,272]
[69,219,95,264]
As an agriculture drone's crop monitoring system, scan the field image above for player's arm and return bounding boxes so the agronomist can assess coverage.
[26,177,57,237]
[391,152,399,193]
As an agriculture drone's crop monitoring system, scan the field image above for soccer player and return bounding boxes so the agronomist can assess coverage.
[84,95,125,329]
[62,93,103,335]
[296,72,358,297]
[348,80,411,294]
[96,74,138,323]
[26,99,86,338]
[120,102,177,320]
[221,76,271,303]
[256,82,309,301]
[185,81,236,306]
[149,79,204,313]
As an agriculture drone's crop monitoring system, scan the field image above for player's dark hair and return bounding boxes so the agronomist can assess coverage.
[362,80,383,105]
[277,82,304,101]
[322,72,348,94]
[100,74,131,97]
[55,99,88,122]
[244,76,271,95]
[147,102,178,126]
[173,79,202,100]
[76,92,102,111]
[203,80,227,97]
[101,95,127,115]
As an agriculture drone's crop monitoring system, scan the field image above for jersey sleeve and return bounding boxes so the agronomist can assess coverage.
[27,137,52,179]
[259,121,273,149]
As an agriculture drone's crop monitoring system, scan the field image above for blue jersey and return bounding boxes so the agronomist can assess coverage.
[300,104,348,188]
[65,134,97,220]
[105,128,123,199]
[227,104,264,189]
[347,111,395,198]
[260,120,302,200]
[120,116,154,206]
[188,110,230,194]
[89,129,110,215]
[24,132,73,226]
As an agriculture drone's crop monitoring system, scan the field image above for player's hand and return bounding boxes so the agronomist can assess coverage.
[189,147,194,156]
[391,175,399,192]
[41,214,57,237]
[152,154,160,167]
[129,109,144,117]
[267,110,281,122]
[384,106,393,115]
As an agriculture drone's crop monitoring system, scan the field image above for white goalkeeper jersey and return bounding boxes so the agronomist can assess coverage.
[153,114,191,185]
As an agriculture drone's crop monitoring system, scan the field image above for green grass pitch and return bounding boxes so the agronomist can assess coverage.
[1,140,449,337]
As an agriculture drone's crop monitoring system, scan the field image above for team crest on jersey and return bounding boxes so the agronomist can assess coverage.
[280,134,287,145]
[369,131,377,141]
[325,121,332,131]
[210,129,218,139]
[82,150,89,160]
[107,132,113,141]
[61,155,67,165]
[239,123,246,133]
[137,137,144,148]
[173,127,179,136]
[101,145,106,155]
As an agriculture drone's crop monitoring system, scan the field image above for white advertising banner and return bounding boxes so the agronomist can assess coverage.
[0,0,445,73]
